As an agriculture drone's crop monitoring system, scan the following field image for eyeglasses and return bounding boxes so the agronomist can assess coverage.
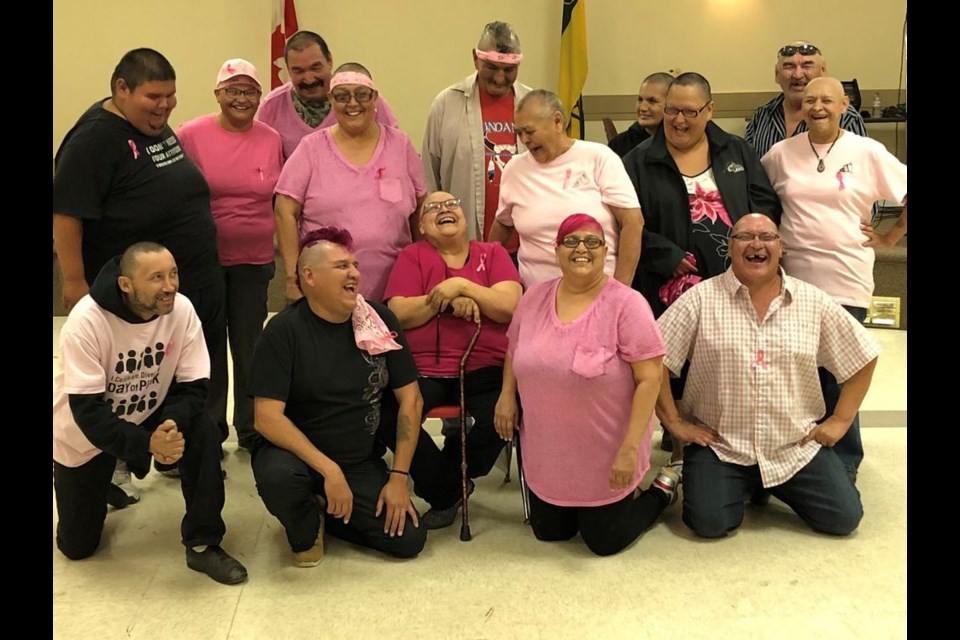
[330,89,375,104]
[221,87,261,99]
[730,232,780,242]
[422,198,462,215]
[663,101,712,119]
[778,44,820,57]
[560,235,604,249]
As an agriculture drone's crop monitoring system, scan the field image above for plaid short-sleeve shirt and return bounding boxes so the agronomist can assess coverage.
[657,268,880,486]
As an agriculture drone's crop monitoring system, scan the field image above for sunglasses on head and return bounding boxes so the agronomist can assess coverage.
[778,44,820,57]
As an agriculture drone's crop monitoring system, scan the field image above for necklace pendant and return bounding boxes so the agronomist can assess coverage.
[817,159,825,173]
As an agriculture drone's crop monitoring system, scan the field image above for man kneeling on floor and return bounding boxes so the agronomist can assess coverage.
[655,214,880,538]
[52,242,247,584]
[249,227,426,566]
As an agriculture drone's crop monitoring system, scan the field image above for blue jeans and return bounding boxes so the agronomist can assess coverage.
[682,444,863,538]
[819,305,868,479]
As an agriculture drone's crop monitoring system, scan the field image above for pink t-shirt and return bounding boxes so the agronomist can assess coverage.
[275,125,427,302]
[53,293,210,467]
[178,114,283,266]
[762,132,907,308]
[257,83,399,161]
[506,277,665,506]
[383,240,521,376]
[496,140,640,287]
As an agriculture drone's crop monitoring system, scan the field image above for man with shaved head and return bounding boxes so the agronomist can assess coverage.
[608,72,675,158]
[761,76,907,485]
[248,227,429,566]
[53,242,248,584]
[655,214,880,538]
[746,41,867,159]
[489,89,644,287]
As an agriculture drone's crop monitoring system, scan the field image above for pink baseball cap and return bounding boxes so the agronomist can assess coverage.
[216,58,261,90]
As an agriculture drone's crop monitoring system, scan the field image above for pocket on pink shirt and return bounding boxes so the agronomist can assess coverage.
[379,177,403,203]
[571,344,613,379]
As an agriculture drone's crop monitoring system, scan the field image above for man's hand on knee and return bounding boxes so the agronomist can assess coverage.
[323,467,353,525]
[376,475,419,537]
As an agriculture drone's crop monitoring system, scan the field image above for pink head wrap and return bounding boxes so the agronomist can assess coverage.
[329,72,377,92]
[474,48,523,65]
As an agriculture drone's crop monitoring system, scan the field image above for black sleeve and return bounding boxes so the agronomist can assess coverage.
[377,303,420,389]
[52,121,118,221]
[68,394,152,468]
[741,140,783,225]
[622,148,687,278]
[248,314,294,402]
[159,378,209,434]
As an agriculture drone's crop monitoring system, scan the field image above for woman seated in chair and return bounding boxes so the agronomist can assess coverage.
[383,191,522,530]
[494,214,678,556]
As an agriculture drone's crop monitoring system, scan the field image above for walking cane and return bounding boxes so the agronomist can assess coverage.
[458,319,482,541]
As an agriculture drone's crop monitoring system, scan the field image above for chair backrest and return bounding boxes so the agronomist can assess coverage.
[601,117,619,143]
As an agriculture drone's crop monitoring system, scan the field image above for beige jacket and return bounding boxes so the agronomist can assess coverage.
[421,72,532,240]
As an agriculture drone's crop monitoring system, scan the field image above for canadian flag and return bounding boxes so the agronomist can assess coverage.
[271,0,299,89]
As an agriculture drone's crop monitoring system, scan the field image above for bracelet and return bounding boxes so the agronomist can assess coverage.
[389,469,409,477]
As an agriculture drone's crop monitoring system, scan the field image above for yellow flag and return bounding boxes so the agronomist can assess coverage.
[559,0,588,139]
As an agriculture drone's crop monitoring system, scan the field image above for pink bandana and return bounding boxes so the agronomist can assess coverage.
[329,72,377,92]
[474,48,523,65]
[658,253,702,308]
[352,294,402,355]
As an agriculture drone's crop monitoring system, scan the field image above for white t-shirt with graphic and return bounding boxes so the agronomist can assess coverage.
[496,140,640,287]
[762,132,907,308]
[53,293,210,467]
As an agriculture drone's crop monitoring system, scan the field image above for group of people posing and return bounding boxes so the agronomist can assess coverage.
[52,23,907,584]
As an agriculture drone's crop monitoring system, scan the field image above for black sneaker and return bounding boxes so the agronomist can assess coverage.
[186,545,248,585]
[421,480,475,530]
[106,483,137,509]
[651,466,681,506]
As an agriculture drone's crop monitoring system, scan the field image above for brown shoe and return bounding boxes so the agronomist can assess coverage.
[293,515,325,568]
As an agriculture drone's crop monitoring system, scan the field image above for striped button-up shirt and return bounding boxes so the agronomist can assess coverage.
[745,93,868,159]
[657,268,880,486]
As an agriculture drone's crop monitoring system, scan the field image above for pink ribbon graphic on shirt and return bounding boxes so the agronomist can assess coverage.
[375,167,385,179]
[836,170,846,191]
[754,349,769,370]
[477,254,487,273]
[127,140,139,159]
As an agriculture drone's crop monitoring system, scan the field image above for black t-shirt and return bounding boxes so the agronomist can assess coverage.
[249,299,419,466]
[52,100,219,291]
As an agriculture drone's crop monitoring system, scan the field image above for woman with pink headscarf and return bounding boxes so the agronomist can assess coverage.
[275,62,426,304]
[494,213,679,556]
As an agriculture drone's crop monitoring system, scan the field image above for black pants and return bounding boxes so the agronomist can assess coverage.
[251,443,426,558]
[420,366,507,478]
[53,413,227,560]
[528,485,670,557]
[182,276,229,442]
[223,263,274,446]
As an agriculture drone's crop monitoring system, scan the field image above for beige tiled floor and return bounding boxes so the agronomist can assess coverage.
[53,319,907,640]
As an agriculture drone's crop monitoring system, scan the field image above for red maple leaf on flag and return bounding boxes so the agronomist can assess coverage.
[271,0,299,89]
